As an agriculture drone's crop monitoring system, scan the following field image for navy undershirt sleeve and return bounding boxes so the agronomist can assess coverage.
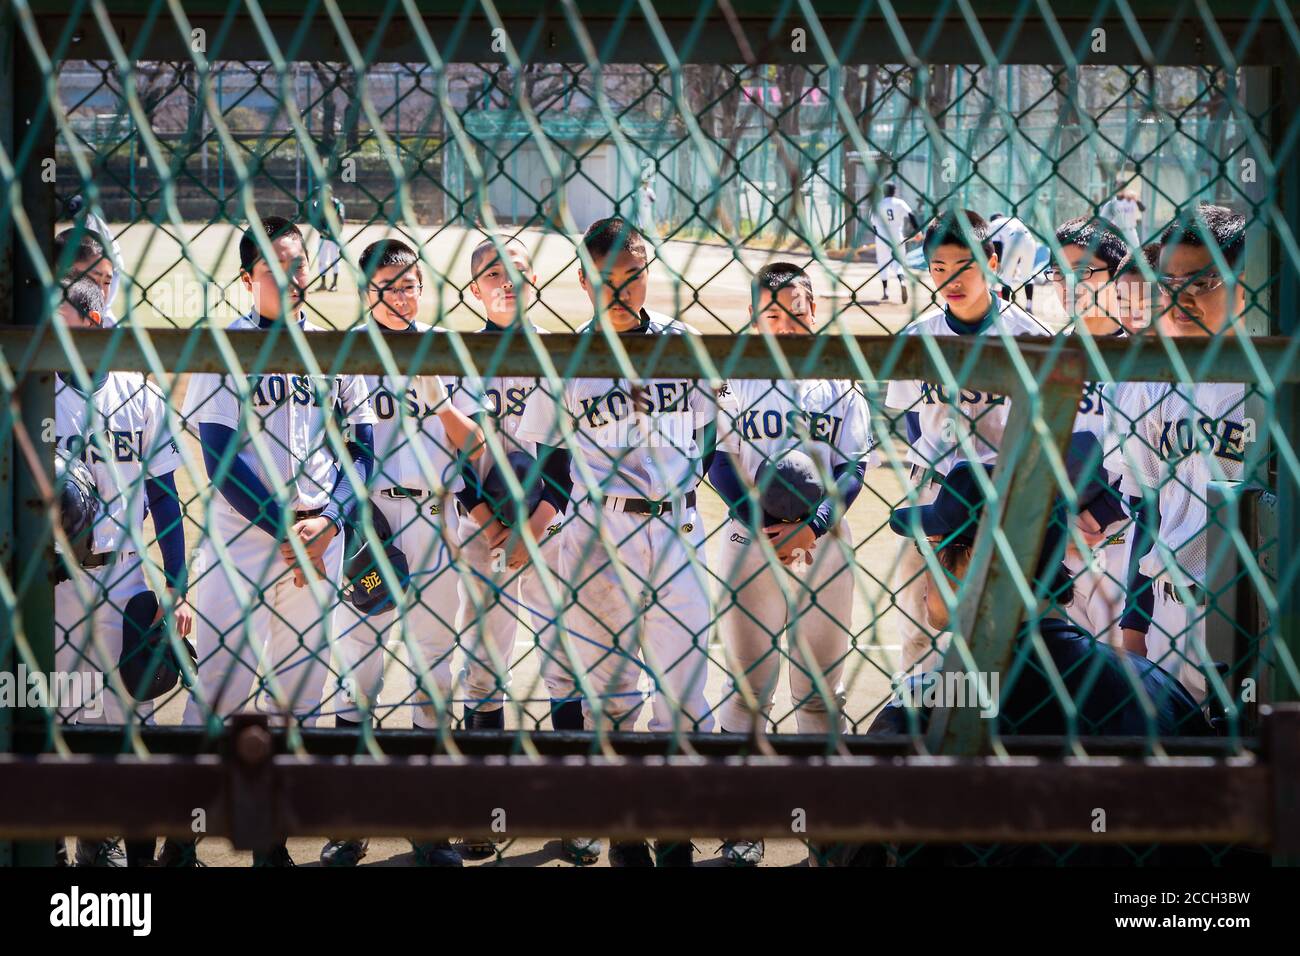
[707,453,752,525]
[809,460,868,538]
[1119,493,1158,633]
[904,410,921,446]
[322,424,374,531]
[198,422,282,538]
[697,424,717,478]
[536,443,573,513]
[144,472,187,592]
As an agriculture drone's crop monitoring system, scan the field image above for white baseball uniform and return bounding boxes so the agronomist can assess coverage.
[991,216,1036,287]
[871,196,916,279]
[54,371,182,724]
[1101,195,1143,248]
[514,310,716,733]
[85,210,123,328]
[180,312,377,726]
[886,297,1051,669]
[714,377,877,733]
[1105,381,1249,699]
[452,324,575,718]
[331,322,467,728]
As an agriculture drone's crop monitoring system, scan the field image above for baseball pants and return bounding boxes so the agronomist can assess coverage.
[875,249,905,281]
[1062,536,1129,646]
[1147,578,1209,702]
[716,518,855,734]
[54,554,154,725]
[562,499,714,733]
[331,493,460,728]
[456,513,574,717]
[893,470,945,672]
[182,501,343,727]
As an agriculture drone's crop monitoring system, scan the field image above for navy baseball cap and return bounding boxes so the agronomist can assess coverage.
[890,461,1071,584]
[889,461,990,548]
[757,450,825,523]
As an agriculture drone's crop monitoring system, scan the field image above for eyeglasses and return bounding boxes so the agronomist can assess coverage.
[1041,264,1108,283]
[373,282,424,300]
[1157,272,1227,298]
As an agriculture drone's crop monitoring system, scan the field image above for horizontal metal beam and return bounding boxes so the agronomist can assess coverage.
[7,724,1256,759]
[5,329,1299,385]
[0,751,1273,847]
[32,1,1300,66]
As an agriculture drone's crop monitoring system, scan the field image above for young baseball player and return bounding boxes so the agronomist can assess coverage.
[869,183,919,304]
[707,262,876,866]
[1101,187,1146,250]
[1105,203,1250,701]
[314,191,346,291]
[458,236,579,733]
[1046,216,1140,644]
[54,221,121,326]
[319,238,484,868]
[52,278,190,866]
[988,212,1037,313]
[885,210,1052,671]
[514,216,716,868]
[179,216,376,866]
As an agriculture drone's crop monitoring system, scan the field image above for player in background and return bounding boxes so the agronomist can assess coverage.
[1101,186,1146,250]
[313,190,346,292]
[179,216,376,866]
[869,182,919,304]
[988,212,1037,313]
[52,278,190,866]
[459,236,580,731]
[320,239,484,868]
[708,262,876,866]
[1105,203,1250,701]
[515,217,716,868]
[885,210,1051,671]
[1046,216,1144,646]
[53,224,121,327]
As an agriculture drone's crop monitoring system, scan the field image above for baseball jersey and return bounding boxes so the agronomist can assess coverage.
[991,217,1035,280]
[181,312,377,512]
[514,310,714,500]
[55,371,182,555]
[1104,381,1248,586]
[453,323,549,488]
[885,298,1052,476]
[871,196,915,249]
[1101,196,1142,240]
[717,378,878,479]
[360,322,470,495]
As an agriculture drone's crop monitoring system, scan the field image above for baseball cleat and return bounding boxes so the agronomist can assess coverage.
[411,841,463,867]
[609,841,654,868]
[721,839,765,867]
[252,843,296,867]
[654,840,695,867]
[156,838,203,867]
[75,838,126,867]
[560,837,603,866]
[457,838,498,860]
[320,838,369,867]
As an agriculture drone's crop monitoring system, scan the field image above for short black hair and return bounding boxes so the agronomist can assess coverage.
[359,239,422,287]
[1055,216,1129,276]
[60,276,105,322]
[1117,241,1162,279]
[239,216,304,273]
[752,261,814,304]
[470,235,530,280]
[1160,202,1247,271]
[883,183,896,198]
[923,209,996,260]
[581,216,647,265]
[53,227,108,271]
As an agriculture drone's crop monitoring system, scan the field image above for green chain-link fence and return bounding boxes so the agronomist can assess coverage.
[1,0,1298,867]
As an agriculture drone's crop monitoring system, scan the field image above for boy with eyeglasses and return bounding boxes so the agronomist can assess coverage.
[1104,203,1250,700]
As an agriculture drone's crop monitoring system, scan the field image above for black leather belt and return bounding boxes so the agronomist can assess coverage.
[379,487,429,500]
[294,507,325,522]
[612,491,697,516]
[80,549,135,570]
[1162,580,1206,607]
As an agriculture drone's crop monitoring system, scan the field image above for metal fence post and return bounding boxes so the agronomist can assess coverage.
[10,16,57,867]
[0,0,17,869]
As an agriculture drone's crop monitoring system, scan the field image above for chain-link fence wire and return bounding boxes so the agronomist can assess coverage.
[2,1,1299,861]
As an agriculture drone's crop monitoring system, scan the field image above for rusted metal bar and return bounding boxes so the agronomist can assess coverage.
[5,329,1300,385]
